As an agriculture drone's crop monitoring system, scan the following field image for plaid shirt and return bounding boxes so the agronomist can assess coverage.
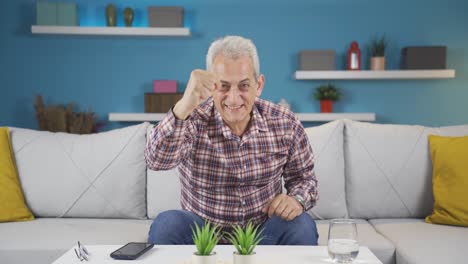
[145,97,318,231]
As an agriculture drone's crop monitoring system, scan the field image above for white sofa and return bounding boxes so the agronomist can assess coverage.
[1,119,467,264]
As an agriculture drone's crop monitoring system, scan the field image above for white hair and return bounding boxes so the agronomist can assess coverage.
[206,36,260,80]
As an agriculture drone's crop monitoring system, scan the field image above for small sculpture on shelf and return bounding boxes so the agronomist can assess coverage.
[105,4,117,27]
[314,83,341,113]
[370,35,387,70]
[123,7,134,27]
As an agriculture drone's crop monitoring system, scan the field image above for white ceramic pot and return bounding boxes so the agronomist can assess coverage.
[370,56,386,70]
[191,252,217,264]
[233,252,256,264]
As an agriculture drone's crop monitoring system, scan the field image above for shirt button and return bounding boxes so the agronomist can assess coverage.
[243,165,247,170]
[242,200,246,206]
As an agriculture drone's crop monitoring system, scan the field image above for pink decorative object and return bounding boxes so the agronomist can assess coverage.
[153,80,177,93]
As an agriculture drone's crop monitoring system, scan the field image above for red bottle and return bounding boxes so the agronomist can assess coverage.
[347,41,361,70]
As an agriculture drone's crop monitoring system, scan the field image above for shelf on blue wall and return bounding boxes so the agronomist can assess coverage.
[31,25,191,36]
[295,70,455,80]
[108,113,376,122]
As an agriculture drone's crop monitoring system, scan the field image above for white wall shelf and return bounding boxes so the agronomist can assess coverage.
[31,25,191,36]
[296,113,375,122]
[295,69,455,80]
[109,112,376,122]
[109,113,167,122]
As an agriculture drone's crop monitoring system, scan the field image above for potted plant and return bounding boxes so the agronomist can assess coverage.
[191,221,221,264]
[225,221,264,264]
[370,35,386,70]
[314,83,341,113]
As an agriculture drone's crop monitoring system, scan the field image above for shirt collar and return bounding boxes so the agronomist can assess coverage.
[213,98,269,140]
[252,100,269,133]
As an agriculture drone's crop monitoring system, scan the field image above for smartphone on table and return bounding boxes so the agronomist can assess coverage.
[110,242,154,260]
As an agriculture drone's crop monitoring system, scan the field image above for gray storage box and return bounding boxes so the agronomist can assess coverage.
[299,50,336,70]
[148,6,184,27]
[401,46,447,69]
[36,1,57,25]
[57,2,79,26]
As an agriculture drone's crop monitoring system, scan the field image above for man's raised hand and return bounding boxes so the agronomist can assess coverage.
[173,69,217,120]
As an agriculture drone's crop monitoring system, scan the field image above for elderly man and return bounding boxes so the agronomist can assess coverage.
[145,35,318,245]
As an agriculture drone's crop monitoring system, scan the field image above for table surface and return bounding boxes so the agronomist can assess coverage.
[52,245,383,264]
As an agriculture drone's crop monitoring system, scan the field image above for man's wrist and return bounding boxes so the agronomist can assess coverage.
[290,194,306,211]
[173,99,193,120]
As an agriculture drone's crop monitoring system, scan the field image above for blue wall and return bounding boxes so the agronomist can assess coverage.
[1,0,467,131]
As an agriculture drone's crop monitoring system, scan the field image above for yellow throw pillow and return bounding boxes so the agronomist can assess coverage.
[425,135,468,227]
[0,127,34,222]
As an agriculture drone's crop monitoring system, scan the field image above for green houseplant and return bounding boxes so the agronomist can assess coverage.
[191,221,221,264]
[370,35,387,70]
[314,83,341,113]
[225,221,264,264]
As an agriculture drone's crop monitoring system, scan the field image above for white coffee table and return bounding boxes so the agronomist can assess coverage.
[52,245,382,264]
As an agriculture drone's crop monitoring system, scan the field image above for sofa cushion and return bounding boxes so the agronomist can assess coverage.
[0,127,34,222]
[425,135,468,227]
[147,167,181,219]
[316,219,395,264]
[370,218,468,264]
[305,120,347,219]
[9,123,149,219]
[344,120,468,219]
[0,218,152,264]
[146,120,347,220]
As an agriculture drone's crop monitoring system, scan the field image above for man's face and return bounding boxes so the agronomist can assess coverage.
[211,55,264,130]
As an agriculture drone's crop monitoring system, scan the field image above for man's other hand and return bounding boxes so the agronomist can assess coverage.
[262,194,304,221]
[173,69,217,120]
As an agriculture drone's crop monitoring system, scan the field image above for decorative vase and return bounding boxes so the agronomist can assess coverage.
[320,100,333,113]
[233,252,256,264]
[123,7,134,27]
[191,252,217,264]
[370,56,386,70]
[105,4,117,27]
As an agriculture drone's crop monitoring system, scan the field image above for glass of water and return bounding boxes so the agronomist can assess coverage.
[328,219,359,263]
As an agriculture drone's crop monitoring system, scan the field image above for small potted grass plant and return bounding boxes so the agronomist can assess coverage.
[191,221,221,264]
[314,83,341,113]
[225,221,264,264]
[370,34,387,70]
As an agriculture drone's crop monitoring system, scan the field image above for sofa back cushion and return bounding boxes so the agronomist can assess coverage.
[305,120,347,219]
[344,120,468,219]
[146,120,347,220]
[10,123,149,219]
[147,167,181,219]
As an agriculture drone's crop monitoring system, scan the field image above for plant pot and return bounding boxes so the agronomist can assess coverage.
[320,100,333,113]
[370,56,385,70]
[233,252,256,264]
[192,252,217,264]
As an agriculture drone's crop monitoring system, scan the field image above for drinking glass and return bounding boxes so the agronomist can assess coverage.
[328,219,359,263]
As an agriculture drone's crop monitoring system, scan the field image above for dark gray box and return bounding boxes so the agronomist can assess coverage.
[299,50,336,70]
[401,46,447,69]
[148,6,184,27]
